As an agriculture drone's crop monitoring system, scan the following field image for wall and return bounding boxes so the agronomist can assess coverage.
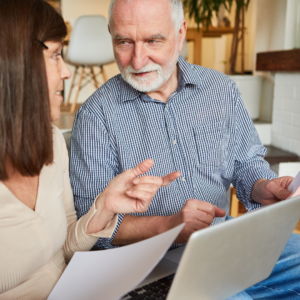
[284,0,300,50]
[271,73,300,156]
[254,0,288,122]
[254,0,300,125]
[62,0,110,21]
[254,0,300,154]
[254,0,287,56]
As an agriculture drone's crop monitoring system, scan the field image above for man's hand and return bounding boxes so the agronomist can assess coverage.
[251,176,294,206]
[167,199,226,244]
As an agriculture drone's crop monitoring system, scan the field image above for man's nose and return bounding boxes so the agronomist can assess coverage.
[132,43,149,70]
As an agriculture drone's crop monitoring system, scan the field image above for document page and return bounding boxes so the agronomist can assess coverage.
[288,171,300,198]
[48,224,184,300]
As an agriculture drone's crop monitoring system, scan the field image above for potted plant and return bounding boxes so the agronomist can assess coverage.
[183,0,263,120]
[183,0,250,74]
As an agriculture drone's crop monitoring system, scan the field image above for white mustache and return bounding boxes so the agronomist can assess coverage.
[125,63,162,75]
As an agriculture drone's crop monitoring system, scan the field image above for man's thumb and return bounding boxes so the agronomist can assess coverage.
[277,188,291,200]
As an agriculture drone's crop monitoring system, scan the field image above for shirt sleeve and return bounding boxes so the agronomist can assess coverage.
[70,105,125,249]
[55,128,118,263]
[231,83,277,211]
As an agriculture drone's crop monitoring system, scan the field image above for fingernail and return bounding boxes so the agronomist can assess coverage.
[133,178,139,184]
[127,189,132,194]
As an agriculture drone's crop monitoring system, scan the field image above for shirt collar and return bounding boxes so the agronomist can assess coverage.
[119,77,141,103]
[118,55,200,103]
[176,55,200,87]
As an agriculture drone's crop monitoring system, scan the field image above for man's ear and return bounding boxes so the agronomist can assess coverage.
[108,25,112,35]
[177,19,187,52]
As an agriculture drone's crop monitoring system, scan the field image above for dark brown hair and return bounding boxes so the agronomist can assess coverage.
[0,0,67,180]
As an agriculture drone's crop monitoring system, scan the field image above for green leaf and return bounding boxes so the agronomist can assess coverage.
[183,0,250,28]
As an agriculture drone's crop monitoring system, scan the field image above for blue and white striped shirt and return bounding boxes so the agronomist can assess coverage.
[70,56,277,249]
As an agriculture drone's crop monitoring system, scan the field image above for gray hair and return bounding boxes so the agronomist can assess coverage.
[108,0,184,34]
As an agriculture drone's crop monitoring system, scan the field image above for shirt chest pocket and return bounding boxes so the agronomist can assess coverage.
[193,121,223,166]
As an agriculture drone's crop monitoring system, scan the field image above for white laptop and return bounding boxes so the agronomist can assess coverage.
[122,194,300,300]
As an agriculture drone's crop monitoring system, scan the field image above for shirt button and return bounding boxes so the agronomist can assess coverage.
[166,104,168,108]
[172,140,177,145]
[181,177,186,182]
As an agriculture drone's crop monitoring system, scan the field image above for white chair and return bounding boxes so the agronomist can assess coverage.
[65,15,115,113]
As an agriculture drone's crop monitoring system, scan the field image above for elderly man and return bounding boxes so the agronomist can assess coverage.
[70,0,300,298]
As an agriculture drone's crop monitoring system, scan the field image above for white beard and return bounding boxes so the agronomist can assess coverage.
[116,46,179,93]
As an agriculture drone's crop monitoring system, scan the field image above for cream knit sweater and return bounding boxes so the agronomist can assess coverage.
[0,126,118,299]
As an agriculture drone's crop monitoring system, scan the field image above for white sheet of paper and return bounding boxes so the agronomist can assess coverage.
[288,171,300,198]
[48,224,184,300]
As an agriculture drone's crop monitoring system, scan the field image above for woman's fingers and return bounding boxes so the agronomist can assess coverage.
[130,159,154,178]
[161,171,181,186]
[125,183,166,212]
[126,188,154,203]
[132,171,181,187]
[133,176,163,186]
[128,183,159,193]
[112,159,154,190]
[116,162,181,213]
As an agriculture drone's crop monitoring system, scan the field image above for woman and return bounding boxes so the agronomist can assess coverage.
[0,0,180,299]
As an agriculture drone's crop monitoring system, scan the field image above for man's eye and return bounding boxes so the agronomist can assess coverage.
[149,40,156,44]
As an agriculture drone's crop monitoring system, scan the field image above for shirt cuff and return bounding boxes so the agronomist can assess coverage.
[76,198,119,239]
[236,167,277,211]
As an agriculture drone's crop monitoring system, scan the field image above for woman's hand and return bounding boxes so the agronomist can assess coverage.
[102,159,181,214]
[87,159,181,234]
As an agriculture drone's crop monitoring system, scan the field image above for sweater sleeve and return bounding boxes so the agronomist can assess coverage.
[55,128,118,263]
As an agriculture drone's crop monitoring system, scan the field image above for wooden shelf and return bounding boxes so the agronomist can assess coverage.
[186,27,236,66]
[256,49,300,72]
[264,146,300,165]
[188,27,235,38]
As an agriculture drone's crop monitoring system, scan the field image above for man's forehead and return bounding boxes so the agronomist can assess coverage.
[111,0,172,27]
[110,1,173,40]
